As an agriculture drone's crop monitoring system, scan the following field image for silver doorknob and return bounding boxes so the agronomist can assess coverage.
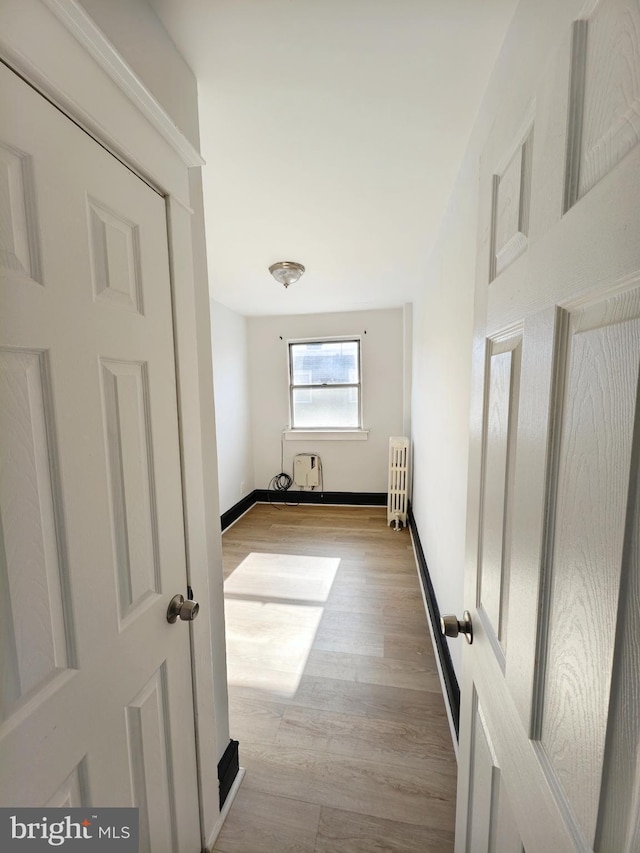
[167,594,200,624]
[440,611,473,644]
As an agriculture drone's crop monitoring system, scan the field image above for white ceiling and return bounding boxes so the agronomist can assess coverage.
[150,0,517,317]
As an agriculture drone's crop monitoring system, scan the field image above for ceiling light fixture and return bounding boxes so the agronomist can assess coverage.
[269,261,305,288]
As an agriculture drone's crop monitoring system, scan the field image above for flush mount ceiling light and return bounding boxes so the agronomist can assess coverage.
[269,261,305,288]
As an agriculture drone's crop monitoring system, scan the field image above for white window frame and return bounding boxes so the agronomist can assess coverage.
[286,337,368,438]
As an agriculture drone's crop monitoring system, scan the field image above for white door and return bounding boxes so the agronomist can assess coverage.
[0,62,201,851]
[456,3,640,851]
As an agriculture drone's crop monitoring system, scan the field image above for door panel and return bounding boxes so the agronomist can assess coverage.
[0,348,72,719]
[490,129,533,281]
[479,336,522,657]
[126,665,178,852]
[539,303,640,844]
[458,1,640,850]
[595,415,640,850]
[87,195,144,314]
[46,763,88,808]
[101,359,160,622]
[573,0,640,202]
[466,693,524,853]
[0,139,41,281]
[467,696,499,852]
[0,63,200,852]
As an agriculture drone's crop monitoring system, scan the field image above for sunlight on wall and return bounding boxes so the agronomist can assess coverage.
[224,552,340,697]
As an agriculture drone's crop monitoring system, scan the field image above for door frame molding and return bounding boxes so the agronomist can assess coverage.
[0,1,229,847]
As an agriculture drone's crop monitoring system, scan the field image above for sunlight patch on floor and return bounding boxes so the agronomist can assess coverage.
[224,552,340,697]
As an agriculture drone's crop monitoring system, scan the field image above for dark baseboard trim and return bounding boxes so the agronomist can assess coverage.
[407,505,460,739]
[221,491,256,531]
[218,739,239,809]
[221,489,387,530]
[255,489,387,506]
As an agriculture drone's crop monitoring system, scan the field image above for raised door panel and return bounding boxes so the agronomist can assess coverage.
[503,309,562,734]
[0,141,40,282]
[467,698,497,852]
[466,692,523,853]
[537,290,640,846]
[478,335,522,658]
[100,359,159,623]
[88,196,143,314]
[493,780,523,853]
[0,348,73,720]
[595,369,640,853]
[490,129,533,280]
[46,763,88,808]
[573,0,640,201]
[126,666,177,853]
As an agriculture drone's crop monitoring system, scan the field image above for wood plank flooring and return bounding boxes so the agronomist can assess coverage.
[213,504,457,853]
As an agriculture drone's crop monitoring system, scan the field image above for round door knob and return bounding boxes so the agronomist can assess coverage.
[167,594,200,624]
[440,611,473,644]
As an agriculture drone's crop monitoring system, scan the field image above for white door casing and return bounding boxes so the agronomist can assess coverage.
[0,61,201,853]
[457,1,640,851]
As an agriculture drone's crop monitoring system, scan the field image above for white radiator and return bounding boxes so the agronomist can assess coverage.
[387,436,409,530]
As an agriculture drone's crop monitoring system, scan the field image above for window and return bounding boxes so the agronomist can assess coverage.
[289,339,361,429]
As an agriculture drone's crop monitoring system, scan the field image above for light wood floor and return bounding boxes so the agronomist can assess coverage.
[213,504,457,853]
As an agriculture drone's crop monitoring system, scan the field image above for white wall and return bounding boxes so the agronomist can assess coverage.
[77,0,200,147]
[210,301,255,514]
[411,0,587,679]
[411,156,478,679]
[248,308,405,493]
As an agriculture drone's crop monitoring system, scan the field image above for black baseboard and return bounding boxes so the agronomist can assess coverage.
[218,739,239,809]
[407,505,460,739]
[221,489,387,530]
[220,491,256,531]
[255,489,387,506]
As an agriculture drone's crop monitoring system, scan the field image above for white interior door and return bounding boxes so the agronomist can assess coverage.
[457,2,640,851]
[0,62,201,852]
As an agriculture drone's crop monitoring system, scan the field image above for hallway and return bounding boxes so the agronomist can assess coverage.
[214,504,457,853]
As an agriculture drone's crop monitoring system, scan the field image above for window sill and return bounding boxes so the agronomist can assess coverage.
[284,429,369,441]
